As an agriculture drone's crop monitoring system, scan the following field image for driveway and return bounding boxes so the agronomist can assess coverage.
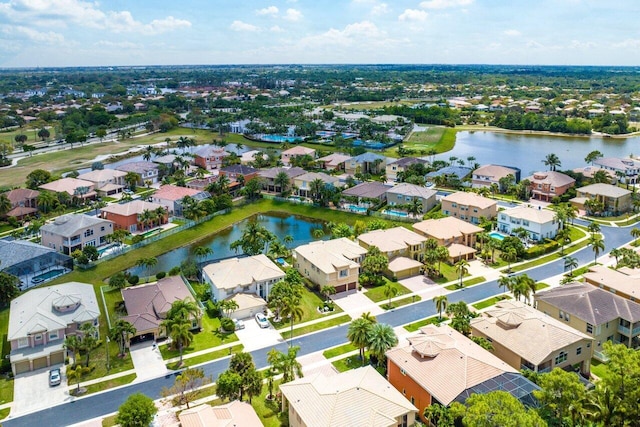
[12,366,68,416]
[331,289,384,318]
[234,317,285,352]
[129,341,167,382]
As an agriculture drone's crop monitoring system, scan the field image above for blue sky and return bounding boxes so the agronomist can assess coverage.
[0,0,639,67]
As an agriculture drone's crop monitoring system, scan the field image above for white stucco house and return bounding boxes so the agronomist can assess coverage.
[497,205,559,241]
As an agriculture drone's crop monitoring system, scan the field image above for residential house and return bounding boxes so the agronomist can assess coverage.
[386,157,428,182]
[425,166,472,184]
[150,184,210,217]
[357,227,426,279]
[497,205,559,241]
[194,146,229,171]
[8,282,100,374]
[178,401,262,427]
[441,191,497,224]
[0,240,73,290]
[385,183,437,214]
[3,188,39,220]
[281,146,316,165]
[386,325,539,423]
[120,276,201,344]
[341,182,392,207]
[40,214,113,255]
[470,300,594,377]
[202,254,285,303]
[345,152,387,175]
[525,171,576,202]
[240,150,268,165]
[535,282,640,359]
[570,183,632,215]
[583,264,640,303]
[316,152,352,172]
[280,366,417,427]
[293,238,367,293]
[258,167,307,194]
[472,164,520,190]
[293,172,342,198]
[39,177,97,202]
[220,164,259,183]
[115,161,160,185]
[593,157,640,184]
[77,169,127,196]
[99,200,167,233]
[413,217,482,261]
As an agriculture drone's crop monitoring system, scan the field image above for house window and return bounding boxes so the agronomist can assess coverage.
[400,368,406,376]
[411,396,415,405]
[555,351,568,365]
[49,331,59,340]
[34,334,42,341]
[100,226,105,232]
[84,229,94,237]
[339,269,348,278]
[586,323,593,334]
[402,388,406,395]
[576,347,582,355]
[559,310,564,319]
[17,337,28,348]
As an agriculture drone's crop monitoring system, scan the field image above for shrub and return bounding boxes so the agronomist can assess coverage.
[524,239,559,259]
[131,235,144,244]
[168,266,181,276]
[127,275,139,285]
[155,271,166,280]
[206,300,220,318]
[220,317,235,332]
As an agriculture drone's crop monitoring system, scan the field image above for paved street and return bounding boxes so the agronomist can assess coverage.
[3,221,636,427]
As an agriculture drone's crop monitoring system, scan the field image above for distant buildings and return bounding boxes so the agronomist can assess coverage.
[385,183,437,213]
[386,157,428,182]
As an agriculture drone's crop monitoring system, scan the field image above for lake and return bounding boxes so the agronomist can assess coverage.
[443,131,640,176]
[127,212,327,277]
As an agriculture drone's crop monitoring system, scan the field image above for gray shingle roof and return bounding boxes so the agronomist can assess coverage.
[40,214,113,238]
[0,240,58,270]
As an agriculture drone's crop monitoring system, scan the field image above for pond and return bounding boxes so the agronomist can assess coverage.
[127,212,327,277]
[444,131,640,176]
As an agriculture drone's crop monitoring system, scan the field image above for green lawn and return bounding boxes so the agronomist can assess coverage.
[322,343,357,359]
[272,284,343,329]
[364,280,412,303]
[159,315,238,360]
[0,408,9,421]
[332,354,367,373]
[166,344,244,370]
[445,276,486,290]
[511,238,591,273]
[250,379,288,427]
[535,283,550,291]
[0,377,13,406]
[472,295,512,310]
[383,126,456,157]
[430,262,466,284]
[403,315,446,332]
[84,373,136,395]
[382,295,422,310]
[590,358,611,380]
[280,314,351,340]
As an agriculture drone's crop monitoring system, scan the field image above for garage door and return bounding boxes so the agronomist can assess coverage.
[50,351,65,365]
[335,284,347,293]
[14,360,30,375]
[32,356,48,371]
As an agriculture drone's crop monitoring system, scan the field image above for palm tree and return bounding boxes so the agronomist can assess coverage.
[383,282,399,308]
[176,136,195,153]
[165,320,193,366]
[590,235,605,264]
[281,296,304,347]
[360,312,377,323]
[67,364,92,394]
[515,274,536,304]
[142,145,154,162]
[167,298,201,325]
[407,197,424,217]
[564,256,578,276]
[312,228,325,239]
[193,246,213,263]
[455,258,469,288]
[347,318,374,365]
[556,227,571,255]
[136,257,157,281]
[588,221,601,236]
[592,169,610,184]
[37,190,58,213]
[283,235,294,248]
[631,227,640,242]
[63,335,83,364]
[274,171,290,196]
[433,295,448,320]
[0,194,11,217]
[609,248,623,268]
[309,178,325,203]
[543,153,561,171]
[501,248,518,272]
[366,323,398,366]
[109,319,136,356]
[320,285,336,301]
[124,171,139,190]
[498,275,514,293]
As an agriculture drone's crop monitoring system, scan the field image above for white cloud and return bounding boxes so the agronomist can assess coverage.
[230,20,260,32]
[95,40,142,49]
[399,9,428,22]
[270,25,285,33]
[503,29,521,37]
[283,8,303,21]
[420,0,474,9]
[0,25,64,44]
[256,6,279,16]
[568,40,595,49]
[613,39,640,48]
[371,3,390,15]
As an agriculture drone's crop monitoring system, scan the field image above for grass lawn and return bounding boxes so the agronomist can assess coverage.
[383,126,455,157]
[280,314,351,340]
[445,276,486,290]
[511,238,591,273]
[84,373,136,395]
[472,295,512,310]
[364,280,411,303]
[271,284,343,329]
[250,379,288,427]
[590,358,611,380]
[404,315,446,332]
[332,354,368,373]
[166,344,244,370]
[0,408,9,421]
[159,315,238,360]
[0,377,13,406]
[535,283,550,291]
[102,414,117,427]
[382,295,421,310]
[430,262,465,284]
[322,343,357,359]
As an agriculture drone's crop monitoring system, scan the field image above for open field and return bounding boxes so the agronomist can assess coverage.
[383,126,455,157]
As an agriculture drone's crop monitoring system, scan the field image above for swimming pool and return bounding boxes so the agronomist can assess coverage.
[316,131,336,138]
[351,139,389,149]
[489,232,506,241]
[97,243,118,256]
[257,134,303,143]
[141,227,161,238]
[32,268,66,284]
[347,205,368,213]
[383,209,408,217]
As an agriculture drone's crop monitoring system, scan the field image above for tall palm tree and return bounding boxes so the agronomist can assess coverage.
[367,323,398,366]
[587,221,601,236]
[124,171,139,190]
[142,145,154,162]
[501,248,518,272]
[281,296,304,347]
[383,282,399,308]
[407,197,424,217]
[283,235,294,248]
[309,178,325,203]
[109,319,136,356]
[455,258,469,288]
[136,257,158,281]
[166,321,193,366]
[193,246,213,263]
[556,227,571,255]
[312,228,325,239]
[37,190,58,213]
[360,312,377,323]
[515,274,536,303]
[564,256,578,276]
[433,295,448,320]
[609,248,623,268]
[348,318,374,365]
[167,298,201,325]
[542,153,562,171]
[630,227,640,242]
[274,171,290,195]
[267,345,303,384]
[0,194,11,217]
[498,275,514,293]
[590,235,605,264]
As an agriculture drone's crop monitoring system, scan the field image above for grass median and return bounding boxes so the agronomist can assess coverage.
[280,314,351,340]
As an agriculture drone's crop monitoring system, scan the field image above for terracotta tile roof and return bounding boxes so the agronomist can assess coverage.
[100,200,164,217]
[153,184,202,201]
[4,188,39,206]
[442,191,497,209]
[413,217,483,240]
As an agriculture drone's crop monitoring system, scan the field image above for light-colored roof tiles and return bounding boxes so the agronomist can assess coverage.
[413,217,483,240]
[358,227,426,254]
[442,191,497,209]
[294,237,367,275]
[202,254,285,290]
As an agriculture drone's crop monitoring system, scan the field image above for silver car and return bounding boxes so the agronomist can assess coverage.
[49,368,61,386]
[255,313,269,329]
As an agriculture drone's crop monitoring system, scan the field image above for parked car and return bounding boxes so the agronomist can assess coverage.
[255,313,269,329]
[233,318,245,330]
[49,368,61,386]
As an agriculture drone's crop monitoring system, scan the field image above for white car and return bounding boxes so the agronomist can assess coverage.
[233,318,245,330]
[255,313,269,329]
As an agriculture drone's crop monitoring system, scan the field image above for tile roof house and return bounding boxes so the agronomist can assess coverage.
[341,182,392,207]
[470,300,594,376]
[258,167,307,193]
[497,205,559,241]
[115,161,160,185]
[293,238,367,293]
[120,276,201,343]
[385,183,437,214]
[570,183,632,215]
[2,188,39,220]
[8,282,100,374]
[316,152,352,171]
[280,366,417,427]
[425,166,472,182]
[386,325,539,423]
[412,217,482,261]
[345,152,387,175]
[583,264,640,303]
[386,157,428,182]
[40,214,114,255]
[150,184,210,217]
[357,227,426,279]
[39,177,97,201]
[220,164,259,183]
[593,157,640,184]
[77,169,127,196]
[525,171,576,202]
[99,200,167,233]
[293,172,343,198]
[535,282,640,359]
[441,191,497,224]
[0,240,73,290]
[178,401,262,427]
[281,146,316,165]
[194,146,229,171]
[202,254,285,302]
[472,164,520,190]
